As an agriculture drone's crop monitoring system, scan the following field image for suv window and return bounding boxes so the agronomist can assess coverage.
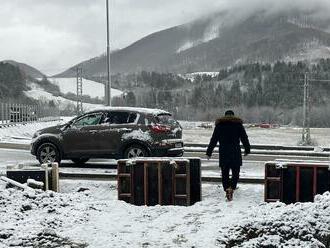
[74,113,103,126]
[155,114,177,125]
[102,112,138,125]
[128,113,138,123]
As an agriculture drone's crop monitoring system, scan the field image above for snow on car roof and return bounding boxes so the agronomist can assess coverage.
[86,106,171,115]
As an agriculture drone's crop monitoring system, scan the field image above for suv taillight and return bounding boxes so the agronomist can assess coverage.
[149,124,171,133]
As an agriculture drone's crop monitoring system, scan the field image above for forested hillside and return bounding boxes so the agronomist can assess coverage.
[2,59,330,126]
[0,62,30,102]
[101,59,330,126]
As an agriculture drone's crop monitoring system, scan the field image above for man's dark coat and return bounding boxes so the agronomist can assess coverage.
[206,116,250,167]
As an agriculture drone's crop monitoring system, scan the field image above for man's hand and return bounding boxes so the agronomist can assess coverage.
[206,155,211,160]
[244,150,250,156]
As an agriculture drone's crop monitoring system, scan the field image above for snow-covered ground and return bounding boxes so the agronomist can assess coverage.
[1,180,329,247]
[49,77,123,99]
[1,121,330,247]
[25,82,105,112]
[0,119,69,144]
[180,72,219,81]
[181,122,330,147]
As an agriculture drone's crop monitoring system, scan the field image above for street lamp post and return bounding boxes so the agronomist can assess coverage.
[106,0,111,106]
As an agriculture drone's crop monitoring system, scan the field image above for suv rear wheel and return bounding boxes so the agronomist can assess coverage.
[124,144,148,158]
[37,143,60,164]
[71,158,89,165]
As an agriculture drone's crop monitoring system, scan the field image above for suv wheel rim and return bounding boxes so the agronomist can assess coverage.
[127,148,144,158]
[40,146,56,163]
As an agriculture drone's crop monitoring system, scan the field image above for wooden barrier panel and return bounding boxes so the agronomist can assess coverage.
[187,157,202,205]
[265,161,330,204]
[6,163,60,192]
[117,158,201,206]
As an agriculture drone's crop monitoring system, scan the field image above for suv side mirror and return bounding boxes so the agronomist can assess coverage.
[61,121,73,131]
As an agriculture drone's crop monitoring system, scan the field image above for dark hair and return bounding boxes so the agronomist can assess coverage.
[225,110,235,116]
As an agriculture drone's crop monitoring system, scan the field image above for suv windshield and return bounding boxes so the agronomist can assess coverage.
[74,113,103,126]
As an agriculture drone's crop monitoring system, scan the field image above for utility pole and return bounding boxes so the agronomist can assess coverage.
[106,0,111,106]
[302,72,311,145]
[76,67,83,115]
[301,73,330,145]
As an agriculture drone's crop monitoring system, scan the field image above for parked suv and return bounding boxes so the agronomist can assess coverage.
[31,107,184,164]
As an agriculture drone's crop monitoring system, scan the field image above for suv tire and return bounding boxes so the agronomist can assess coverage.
[71,158,89,165]
[124,144,148,158]
[37,143,61,164]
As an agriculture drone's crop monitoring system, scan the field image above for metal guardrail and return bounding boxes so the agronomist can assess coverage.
[185,143,330,152]
[184,143,330,157]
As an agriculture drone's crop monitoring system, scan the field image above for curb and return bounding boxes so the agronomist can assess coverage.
[59,172,117,180]
[0,143,30,150]
[202,176,264,184]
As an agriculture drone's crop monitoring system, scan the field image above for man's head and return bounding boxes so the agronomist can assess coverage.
[225,110,235,116]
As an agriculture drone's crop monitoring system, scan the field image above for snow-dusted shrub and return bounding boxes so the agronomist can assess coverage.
[217,192,330,247]
[0,187,90,247]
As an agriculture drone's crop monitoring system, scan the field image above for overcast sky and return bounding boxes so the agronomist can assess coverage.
[0,0,227,75]
[0,0,329,76]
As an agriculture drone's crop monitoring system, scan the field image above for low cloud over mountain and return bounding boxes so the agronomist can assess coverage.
[56,0,330,77]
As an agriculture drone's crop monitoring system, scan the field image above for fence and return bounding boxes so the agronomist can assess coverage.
[0,102,61,125]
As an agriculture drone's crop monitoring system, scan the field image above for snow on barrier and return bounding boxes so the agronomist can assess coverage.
[5,162,59,192]
[265,160,330,204]
[117,157,201,206]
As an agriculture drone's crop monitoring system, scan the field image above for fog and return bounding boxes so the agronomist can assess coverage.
[0,0,329,75]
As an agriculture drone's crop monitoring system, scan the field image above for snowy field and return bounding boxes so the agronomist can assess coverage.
[25,82,105,112]
[1,180,329,247]
[0,118,70,144]
[49,77,123,99]
[181,72,220,81]
[180,121,330,147]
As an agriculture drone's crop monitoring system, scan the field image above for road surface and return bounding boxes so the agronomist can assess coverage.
[0,147,328,178]
[0,148,276,178]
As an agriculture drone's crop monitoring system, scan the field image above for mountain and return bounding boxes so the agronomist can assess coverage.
[0,62,32,101]
[56,9,330,77]
[2,60,46,79]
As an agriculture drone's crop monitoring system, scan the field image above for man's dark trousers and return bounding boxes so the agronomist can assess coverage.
[221,165,240,191]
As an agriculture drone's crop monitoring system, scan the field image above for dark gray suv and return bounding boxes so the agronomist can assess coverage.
[31,107,184,164]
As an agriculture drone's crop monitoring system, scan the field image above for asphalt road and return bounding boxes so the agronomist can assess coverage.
[0,148,34,164]
[0,147,265,178]
[0,148,118,175]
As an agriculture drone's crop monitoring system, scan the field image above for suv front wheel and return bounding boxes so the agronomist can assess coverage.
[36,143,61,164]
[124,144,148,158]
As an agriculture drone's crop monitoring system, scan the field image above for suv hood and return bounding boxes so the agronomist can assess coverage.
[38,124,66,135]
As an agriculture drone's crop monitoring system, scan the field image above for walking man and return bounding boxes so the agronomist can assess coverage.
[206,110,250,201]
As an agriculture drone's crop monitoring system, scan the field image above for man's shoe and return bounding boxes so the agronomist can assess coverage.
[225,188,233,201]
